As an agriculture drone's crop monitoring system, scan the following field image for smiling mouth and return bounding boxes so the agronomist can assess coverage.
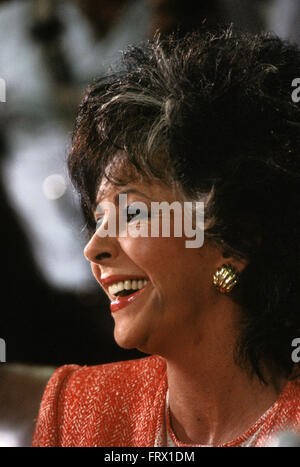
[108,279,148,299]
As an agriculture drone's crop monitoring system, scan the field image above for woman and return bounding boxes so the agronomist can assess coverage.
[32,28,300,447]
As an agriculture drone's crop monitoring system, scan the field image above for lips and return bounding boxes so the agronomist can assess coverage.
[110,286,148,312]
[100,275,149,312]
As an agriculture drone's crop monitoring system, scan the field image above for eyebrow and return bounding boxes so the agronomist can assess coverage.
[94,188,152,212]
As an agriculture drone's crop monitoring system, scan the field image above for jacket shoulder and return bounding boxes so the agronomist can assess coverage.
[31,363,81,447]
[70,354,165,390]
[282,377,300,425]
[32,355,166,447]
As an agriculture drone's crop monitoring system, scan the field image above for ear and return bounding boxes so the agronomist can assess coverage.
[219,251,248,275]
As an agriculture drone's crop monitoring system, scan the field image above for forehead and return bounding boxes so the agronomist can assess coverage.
[96,177,117,203]
[95,174,147,205]
[95,178,181,207]
[94,151,182,207]
[95,151,142,200]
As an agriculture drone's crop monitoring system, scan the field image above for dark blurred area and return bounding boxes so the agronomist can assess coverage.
[0,0,299,446]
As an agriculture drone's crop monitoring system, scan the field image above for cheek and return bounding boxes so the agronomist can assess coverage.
[91,262,101,282]
[130,237,217,300]
[122,236,195,276]
[125,233,172,254]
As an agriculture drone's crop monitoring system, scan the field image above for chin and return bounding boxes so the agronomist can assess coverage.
[114,327,142,351]
[113,325,153,354]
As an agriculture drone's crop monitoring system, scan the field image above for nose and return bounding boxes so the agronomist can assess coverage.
[84,231,119,265]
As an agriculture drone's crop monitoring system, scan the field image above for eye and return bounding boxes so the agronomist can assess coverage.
[95,216,104,230]
[126,205,150,223]
[94,205,105,231]
[126,206,140,222]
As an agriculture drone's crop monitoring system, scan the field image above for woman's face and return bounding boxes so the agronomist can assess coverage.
[84,177,226,357]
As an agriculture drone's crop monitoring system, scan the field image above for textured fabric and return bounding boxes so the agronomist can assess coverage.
[32,355,300,447]
[32,355,167,447]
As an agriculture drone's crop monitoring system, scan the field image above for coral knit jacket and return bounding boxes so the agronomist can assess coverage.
[32,355,167,447]
[32,354,300,447]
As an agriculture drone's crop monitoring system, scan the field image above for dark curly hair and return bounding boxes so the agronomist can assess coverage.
[68,27,300,384]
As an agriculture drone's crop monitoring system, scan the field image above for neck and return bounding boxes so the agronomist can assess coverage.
[166,360,283,445]
[162,304,285,445]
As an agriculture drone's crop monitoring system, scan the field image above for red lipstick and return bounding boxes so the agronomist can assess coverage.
[99,275,149,313]
[110,287,146,313]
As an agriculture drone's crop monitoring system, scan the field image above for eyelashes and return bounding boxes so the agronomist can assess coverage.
[126,207,141,223]
[95,205,150,230]
[126,206,152,223]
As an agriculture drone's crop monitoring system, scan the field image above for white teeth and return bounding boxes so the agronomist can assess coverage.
[110,283,118,295]
[124,280,131,290]
[108,279,148,297]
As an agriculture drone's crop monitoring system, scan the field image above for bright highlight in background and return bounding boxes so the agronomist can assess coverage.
[42,174,67,200]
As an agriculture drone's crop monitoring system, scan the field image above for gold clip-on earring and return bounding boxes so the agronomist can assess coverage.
[213,264,239,293]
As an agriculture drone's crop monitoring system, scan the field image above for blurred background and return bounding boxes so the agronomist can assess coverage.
[0,0,299,447]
